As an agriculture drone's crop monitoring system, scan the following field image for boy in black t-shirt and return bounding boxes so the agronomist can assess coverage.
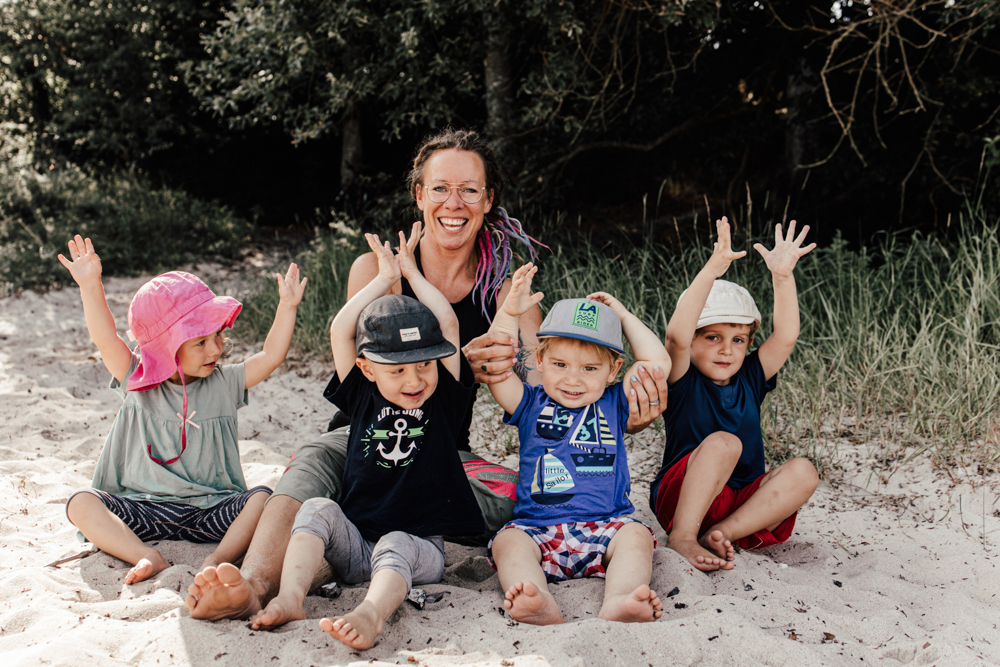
[249,224,483,650]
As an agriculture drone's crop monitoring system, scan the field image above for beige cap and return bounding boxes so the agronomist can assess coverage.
[679,279,761,329]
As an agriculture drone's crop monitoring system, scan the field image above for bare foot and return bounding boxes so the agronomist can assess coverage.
[598,584,663,622]
[699,529,736,563]
[319,601,384,650]
[248,594,306,631]
[503,581,563,625]
[124,551,169,584]
[666,533,735,572]
[186,563,262,621]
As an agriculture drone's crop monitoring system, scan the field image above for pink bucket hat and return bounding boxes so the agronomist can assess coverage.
[126,271,242,392]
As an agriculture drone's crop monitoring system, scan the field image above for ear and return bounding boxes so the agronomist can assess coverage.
[608,357,625,382]
[356,357,377,382]
[484,189,493,214]
[415,184,426,211]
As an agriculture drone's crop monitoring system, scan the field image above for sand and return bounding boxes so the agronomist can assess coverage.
[1,269,998,667]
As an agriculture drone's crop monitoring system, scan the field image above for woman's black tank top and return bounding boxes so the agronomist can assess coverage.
[400,246,498,451]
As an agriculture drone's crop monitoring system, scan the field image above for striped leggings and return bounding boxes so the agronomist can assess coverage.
[67,486,271,543]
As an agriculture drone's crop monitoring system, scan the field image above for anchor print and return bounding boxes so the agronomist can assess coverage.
[377,418,417,466]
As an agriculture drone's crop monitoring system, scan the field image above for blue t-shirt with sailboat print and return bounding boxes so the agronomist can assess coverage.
[503,382,634,526]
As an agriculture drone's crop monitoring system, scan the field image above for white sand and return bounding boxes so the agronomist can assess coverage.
[1,271,998,667]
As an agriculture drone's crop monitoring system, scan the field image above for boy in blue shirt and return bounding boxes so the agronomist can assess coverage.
[651,217,820,571]
[485,263,669,625]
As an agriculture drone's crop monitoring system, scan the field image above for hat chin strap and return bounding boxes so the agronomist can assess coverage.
[146,357,190,465]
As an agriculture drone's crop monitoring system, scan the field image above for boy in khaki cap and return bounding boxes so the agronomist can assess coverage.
[652,217,820,571]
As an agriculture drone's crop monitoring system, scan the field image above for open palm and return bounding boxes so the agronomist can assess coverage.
[365,233,402,284]
[57,235,103,287]
[753,221,816,276]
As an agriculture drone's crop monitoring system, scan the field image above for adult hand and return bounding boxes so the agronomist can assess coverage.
[624,362,669,434]
[462,331,519,385]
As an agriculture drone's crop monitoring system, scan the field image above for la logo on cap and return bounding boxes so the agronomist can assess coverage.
[572,302,599,331]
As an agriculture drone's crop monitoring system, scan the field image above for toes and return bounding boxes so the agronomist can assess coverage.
[215,563,243,585]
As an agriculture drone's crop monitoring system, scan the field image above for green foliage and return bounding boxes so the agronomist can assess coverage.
[0,0,224,169]
[0,164,253,295]
[235,215,362,355]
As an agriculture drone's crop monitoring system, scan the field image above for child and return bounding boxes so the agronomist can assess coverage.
[247,224,484,650]
[58,234,306,584]
[651,218,820,572]
[484,263,667,625]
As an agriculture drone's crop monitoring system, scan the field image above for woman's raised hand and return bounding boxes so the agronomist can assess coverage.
[364,233,401,285]
[57,235,103,288]
[501,263,544,317]
[396,221,422,280]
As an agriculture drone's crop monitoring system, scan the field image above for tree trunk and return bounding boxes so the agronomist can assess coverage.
[484,7,514,157]
[784,57,816,191]
[340,103,362,191]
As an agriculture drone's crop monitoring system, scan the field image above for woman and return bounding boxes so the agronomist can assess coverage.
[187,128,667,621]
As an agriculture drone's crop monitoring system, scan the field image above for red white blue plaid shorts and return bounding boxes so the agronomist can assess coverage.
[487,517,657,583]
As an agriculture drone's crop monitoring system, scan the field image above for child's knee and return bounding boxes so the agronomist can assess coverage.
[787,457,820,493]
[66,490,103,525]
[609,522,654,554]
[695,431,742,463]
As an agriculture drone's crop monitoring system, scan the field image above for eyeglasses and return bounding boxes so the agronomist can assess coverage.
[423,181,486,205]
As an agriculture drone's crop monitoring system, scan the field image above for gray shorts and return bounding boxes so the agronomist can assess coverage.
[273,423,516,541]
[292,497,444,591]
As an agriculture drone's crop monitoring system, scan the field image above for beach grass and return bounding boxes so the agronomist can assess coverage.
[238,201,1000,475]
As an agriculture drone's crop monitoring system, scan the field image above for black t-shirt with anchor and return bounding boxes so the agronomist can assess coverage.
[331,360,486,542]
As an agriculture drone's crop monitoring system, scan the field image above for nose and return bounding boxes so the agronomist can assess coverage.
[719,339,733,356]
[208,334,223,356]
[401,366,422,386]
[444,187,466,208]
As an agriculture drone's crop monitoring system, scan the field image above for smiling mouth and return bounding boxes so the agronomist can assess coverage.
[438,217,468,232]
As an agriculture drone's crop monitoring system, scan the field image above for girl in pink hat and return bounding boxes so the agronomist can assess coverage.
[58,234,307,584]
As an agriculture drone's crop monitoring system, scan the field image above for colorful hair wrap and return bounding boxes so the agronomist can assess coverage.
[473,207,549,319]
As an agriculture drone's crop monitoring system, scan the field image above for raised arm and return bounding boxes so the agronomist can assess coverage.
[587,292,672,418]
[754,221,816,380]
[664,218,746,385]
[485,263,544,414]
[244,264,307,389]
[394,223,462,381]
[57,235,132,383]
[330,234,402,382]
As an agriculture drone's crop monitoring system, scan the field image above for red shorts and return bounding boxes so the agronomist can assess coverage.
[652,453,796,550]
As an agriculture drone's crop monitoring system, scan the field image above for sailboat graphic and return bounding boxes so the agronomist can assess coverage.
[530,448,575,505]
[569,405,616,476]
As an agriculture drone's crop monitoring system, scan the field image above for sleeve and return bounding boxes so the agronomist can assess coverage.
[108,352,141,399]
[667,361,696,404]
[502,382,539,427]
[743,350,777,404]
[330,364,374,420]
[432,358,477,425]
[218,363,248,409]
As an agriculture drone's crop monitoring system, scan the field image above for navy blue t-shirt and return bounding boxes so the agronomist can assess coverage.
[650,350,776,504]
[332,361,485,542]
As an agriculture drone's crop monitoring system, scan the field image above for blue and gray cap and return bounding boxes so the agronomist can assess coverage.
[536,298,624,354]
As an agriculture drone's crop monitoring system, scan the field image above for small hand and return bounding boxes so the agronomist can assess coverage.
[586,291,627,318]
[753,220,817,277]
[275,262,307,306]
[706,217,746,278]
[396,221,422,280]
[365,233,401,285]
[501,263,544,317]
[57,235,103,288]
